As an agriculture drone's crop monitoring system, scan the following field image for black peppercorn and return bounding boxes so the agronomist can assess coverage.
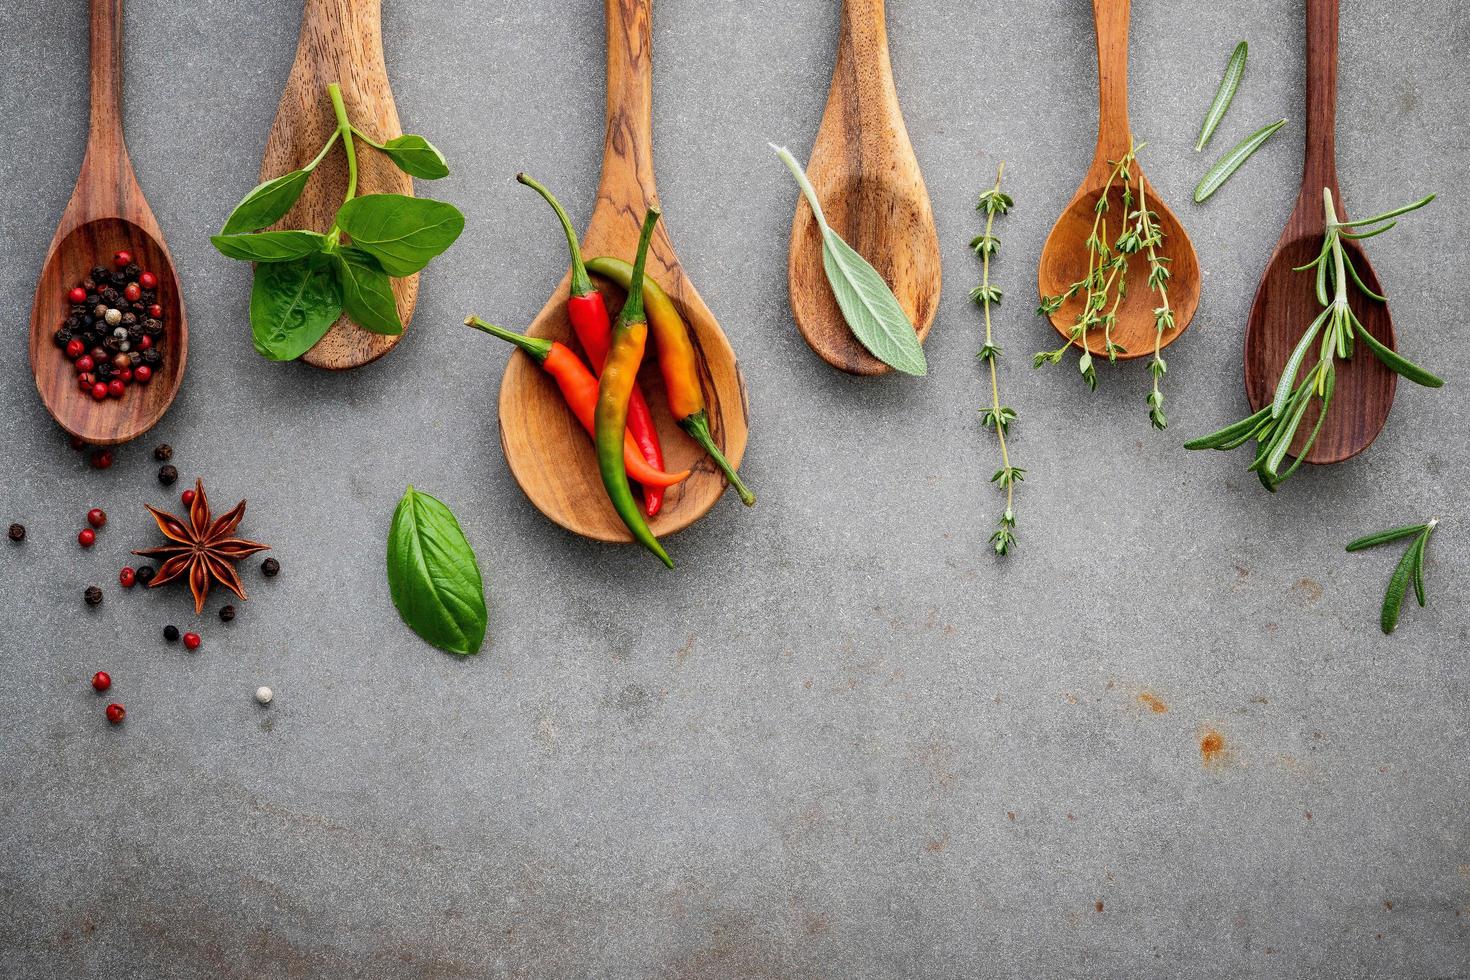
[82,277,97,291]
[219,605,236,623]
[109,271,125,286]
[7,523,24,542]
[154,444,173,462]
[261,557,280,578]
[141,349,161,365]
[124,263,140,279]
[53,330,70,348]
[84,586,103,607]
[90,265,107,281]
[158,464,178,486]
[121,312,137,327]
[136,565,155,585]
[163,624,179,642]
[94,362,113,380]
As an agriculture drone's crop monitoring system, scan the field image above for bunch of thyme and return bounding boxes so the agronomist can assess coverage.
[1034,142,1174,428]
[971,163,1022,555]
[1185,189,1442,490]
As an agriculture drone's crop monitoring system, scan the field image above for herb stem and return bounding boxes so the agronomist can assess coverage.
[771,144,828,229]
[328,82,358,213]
[981,165,1013,520]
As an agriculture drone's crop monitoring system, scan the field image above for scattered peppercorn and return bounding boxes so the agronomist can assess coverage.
[181,489,196,507]
[7,523,23,542]
[163,625,179,643]
[119,567,136,588]
[136,565,155,586]
[182,632,201,651]
[84,585,103,606]
[105,703,126,724]
[114,251,131,268]
[92,671,111,692]
[261,557,280,578]
[153,444,172,462]
[219,604,236,623]
[158,464,178,486]
[255,686,273,705]
[78,528,96,548]
[90,449,113,469]
[87,508,107,528]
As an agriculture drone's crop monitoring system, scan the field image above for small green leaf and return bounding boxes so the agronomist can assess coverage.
[1380,539,1419,634]
[377,134,450,180]
[1196,41,1248,152]
[1346,524,1428,552]
[387,487,487,656]
[1350,318,1445,388]
[249,254,343,361]
[335,194,466,277]
[1194,118,1287,203]
[334,247,402,335]
[221,170,312,235]
[1411,535,1427,607]
[211,230,328,263]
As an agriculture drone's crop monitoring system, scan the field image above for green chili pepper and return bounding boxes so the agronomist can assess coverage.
[594,207,671,568]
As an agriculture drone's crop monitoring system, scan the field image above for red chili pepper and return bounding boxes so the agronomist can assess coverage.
[517,173,669,518]
[464,317,690,491]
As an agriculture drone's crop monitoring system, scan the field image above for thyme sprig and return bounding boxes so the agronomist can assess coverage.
[972,163,1021,555]
[1034,142,1174,427]
[1347,519,1439,634]
[1185,189,1442,490]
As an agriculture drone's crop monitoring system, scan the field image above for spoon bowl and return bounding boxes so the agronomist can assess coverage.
[787,0,940,376]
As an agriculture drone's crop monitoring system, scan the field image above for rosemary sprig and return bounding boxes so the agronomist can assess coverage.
[972,163,1021,555]
[1034,141,1173,427]
[1185,189,1442,490]
[1347,519,1439,634]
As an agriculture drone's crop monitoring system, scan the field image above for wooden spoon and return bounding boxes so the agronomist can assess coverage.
[1243,0,1395,464]
[497,0,749,544]
[787,0,940,376]
[1038,0,1199,360]
[257,0,413,370]
[29,0,186,447]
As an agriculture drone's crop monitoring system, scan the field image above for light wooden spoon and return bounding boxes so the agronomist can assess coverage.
[496,0,749,544]
[1243,0,1396,464]
[29,0,186,447]
[1038,0,1199,360]
[256,0,413,370]
[787,0,940,376]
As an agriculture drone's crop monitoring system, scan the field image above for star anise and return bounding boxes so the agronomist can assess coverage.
[133,479,270,614]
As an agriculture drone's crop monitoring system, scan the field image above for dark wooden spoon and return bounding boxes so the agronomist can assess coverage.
[29,0,186,446]
[1243,0,1395,464]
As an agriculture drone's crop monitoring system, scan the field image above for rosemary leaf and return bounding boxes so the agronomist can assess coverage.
[1196,41,1248,152]
[1345,524,1426,551]
[1349,317,1445,387]
[1411,535,1427,607]
[1380,540,1419,634]
[1194,118,1287,203]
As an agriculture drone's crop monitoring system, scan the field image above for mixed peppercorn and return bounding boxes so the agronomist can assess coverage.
[53,251,165,403]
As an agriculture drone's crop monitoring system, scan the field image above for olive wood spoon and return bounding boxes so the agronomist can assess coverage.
[257,0,413,370]
[787,0,940,376]
[1242,0,1395,463]
[497,0,749,544]
[29,0,186,446]
[1038,0,1199,359]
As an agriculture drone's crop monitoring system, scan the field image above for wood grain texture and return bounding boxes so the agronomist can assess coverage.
[1243,0,1396,465]
[495,0,749,545]
[28,0,186,446]
[787,0,940,376]
[258,0,414,370]
[1037,0,1199,359]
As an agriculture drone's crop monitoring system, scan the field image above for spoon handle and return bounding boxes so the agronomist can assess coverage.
[1303,0,1340,194]
[600,0,657,206]
[82,0,131,187]
[1091,0,1133,161]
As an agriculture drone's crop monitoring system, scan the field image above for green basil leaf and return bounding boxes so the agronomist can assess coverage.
[378,135,450,180]
[221,170,311,235]
[1196,41,1248,152]
[335,194,465,277]
[387,487,487,656]
[249,254,343,361]
[334,247,402,335]
[211,230,328,263]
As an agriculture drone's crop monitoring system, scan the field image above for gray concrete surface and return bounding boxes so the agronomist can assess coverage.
[2,1,1467,977]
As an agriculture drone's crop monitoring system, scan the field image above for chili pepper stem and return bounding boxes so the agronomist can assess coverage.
[464,316,553,362]
[681,412,755,506]
[517,173,595,299]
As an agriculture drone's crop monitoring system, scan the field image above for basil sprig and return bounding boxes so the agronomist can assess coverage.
[387,487,488,657]
[212,82,464,361]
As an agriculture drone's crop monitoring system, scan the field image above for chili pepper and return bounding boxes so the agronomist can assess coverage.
[585,256,756,506]
[595,209,673,568]
[517,173,669,518]
[464,317,689,491]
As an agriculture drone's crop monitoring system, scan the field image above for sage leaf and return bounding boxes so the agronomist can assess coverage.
[221,170,311,235]
[1350,317,1445,388]
[335,194,465,277]
[377,135,450,180]
[210,230,328,263]
[249,254,343,361]
[1346,524,1426,551]
[334,247,402,335]
[772,144,927,377]
[1194,118,1286,203]
[387,487,487,657]
[1196,42,1248,152]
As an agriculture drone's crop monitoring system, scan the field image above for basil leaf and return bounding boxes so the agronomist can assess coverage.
[387,487,487,656]
[378,135,450,180]
[249,254,343,361]
[772,145,927,376]
[1196,41,1247,152]
[221,170,311,235]
[334,247,402,335]
[335,194,465,277]
[211,230,328,263]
